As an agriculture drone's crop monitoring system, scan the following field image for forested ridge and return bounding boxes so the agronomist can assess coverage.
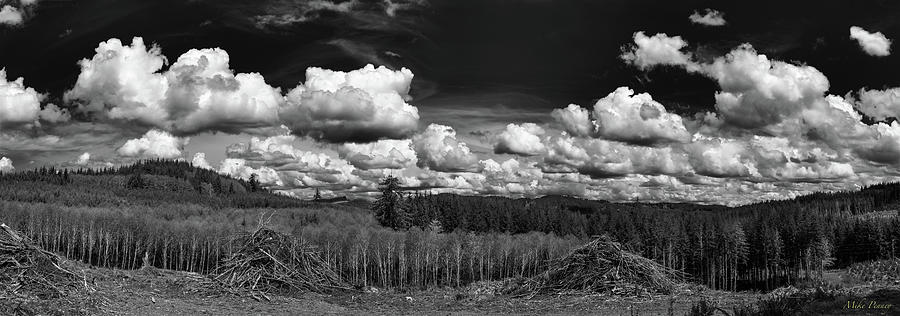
[0,159,314,208]
[0,160,898,291]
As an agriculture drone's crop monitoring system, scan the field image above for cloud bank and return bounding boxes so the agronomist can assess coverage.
[5,30,900,206]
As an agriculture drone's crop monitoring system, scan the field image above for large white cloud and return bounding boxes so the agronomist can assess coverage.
[621,33,831,131]
[280,64,420,143]
[0,68,42,125]
[850,26,892,57]
[0,157,13,173]
[412,124,480,172]
[65,37,284,135]
[551,87,690,145]
[620,32,697,71]
[591,87,690,144]
[689,9,726,26]
[703,45,830,129]
[117,129,188,159]
[494,123,546,156]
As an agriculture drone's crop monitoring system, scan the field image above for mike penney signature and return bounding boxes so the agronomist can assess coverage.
[845,300,893,310]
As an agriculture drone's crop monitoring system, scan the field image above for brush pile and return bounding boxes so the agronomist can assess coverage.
[0,223,80,300]
[215,226,348,295]
[517,235,682,296]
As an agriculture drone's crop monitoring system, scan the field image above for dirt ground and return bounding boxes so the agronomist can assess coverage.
[5,266,899,315]
[3,265,757,316]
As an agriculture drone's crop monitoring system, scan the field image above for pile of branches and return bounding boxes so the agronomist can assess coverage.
[0,223,79,300]
[516,235,683,297]
[215,226,349,295]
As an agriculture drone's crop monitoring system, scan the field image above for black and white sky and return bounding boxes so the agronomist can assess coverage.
[1,0,900,204]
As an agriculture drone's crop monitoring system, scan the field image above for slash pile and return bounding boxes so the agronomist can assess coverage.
[215,226,349,295]
[517,235,683,296]
[0,223,80,300]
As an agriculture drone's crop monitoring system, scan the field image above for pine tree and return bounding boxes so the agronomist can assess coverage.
[249,173,260,192]
[372,176,411,230]
[212,176,224,194]
[314,188,322,201]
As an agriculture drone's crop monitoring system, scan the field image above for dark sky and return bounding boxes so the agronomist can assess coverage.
[2,0,900,204]
[2,0,899,115]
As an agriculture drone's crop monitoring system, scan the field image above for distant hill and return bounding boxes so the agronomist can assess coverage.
[0,159,326,209]
[399,183,900,236]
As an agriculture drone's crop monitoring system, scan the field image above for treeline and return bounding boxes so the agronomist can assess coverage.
[383,182,900,290]
[0,159,312,209]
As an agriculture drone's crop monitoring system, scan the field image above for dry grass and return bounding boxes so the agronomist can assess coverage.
[214,224,350,297]
[515,235,684,297]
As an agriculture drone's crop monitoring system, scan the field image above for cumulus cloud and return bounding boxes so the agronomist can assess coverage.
[76,152,90,165]
[689,9,726,26]
[551,104,595,137]
[0,5,22,26]
[494,123,546,156]
[117,129,188,159]
[703,44,830,128]
[850,26,892,57]
[0,157,13,172]
[412,124,480,172]
[591,87,690,144]
[191,152,213,170]
[37,104,70,123]
[338,139,416,169]
[622,33,830,131]
[620,32,697,71]
[219,158,284,186]
[0,68,43,125]
[280,64,420,143]
[851,87,900,120]
[65,37,284,135]
[685,135,756,178]
[551,87,690,145]
[855,121,900,165]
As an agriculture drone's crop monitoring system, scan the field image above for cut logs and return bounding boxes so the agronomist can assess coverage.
[516,235,684,296]
[0,223,79,300]
[214,225,349,295]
